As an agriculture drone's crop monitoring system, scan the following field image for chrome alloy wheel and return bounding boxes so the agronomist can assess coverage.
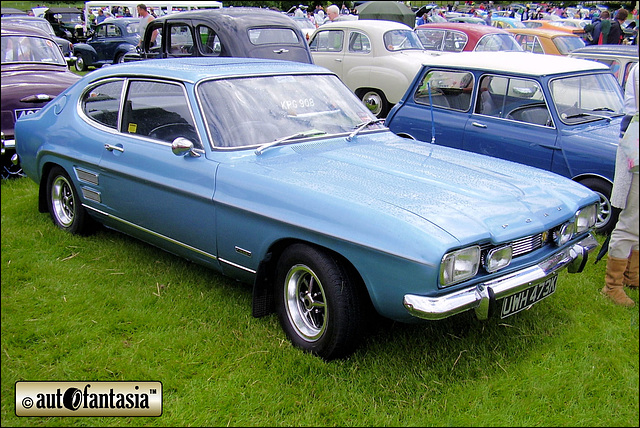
[594,190,611,231]
[51,175,76,227]
[284,264,327,341]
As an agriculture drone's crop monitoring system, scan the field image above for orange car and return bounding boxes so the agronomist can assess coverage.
[507,27,586,55]
[522,19,586,37]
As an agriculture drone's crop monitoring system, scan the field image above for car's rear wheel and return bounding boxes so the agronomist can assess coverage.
[75,53,87,72]
[358,89,389,118]
[275,243,365,360]
[578,177,613,235]
[46,167,94,235]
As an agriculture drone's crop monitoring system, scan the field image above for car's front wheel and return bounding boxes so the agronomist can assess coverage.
[114,53,125,64]
[579,177,613,235]
[75,53,87,72]
[358,89,389,118]
[46,167,94,235]
[275,243,365,360]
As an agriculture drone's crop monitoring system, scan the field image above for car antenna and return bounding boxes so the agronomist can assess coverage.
[427,82,436,144]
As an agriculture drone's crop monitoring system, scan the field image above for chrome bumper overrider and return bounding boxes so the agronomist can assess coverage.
[403,233,599,321]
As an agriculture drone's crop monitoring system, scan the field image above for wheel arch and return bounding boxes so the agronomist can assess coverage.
[251,238,372,318]
[38,162,59,213]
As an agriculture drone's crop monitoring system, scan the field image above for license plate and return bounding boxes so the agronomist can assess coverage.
[500,274,558,318]
[14,109,41,121]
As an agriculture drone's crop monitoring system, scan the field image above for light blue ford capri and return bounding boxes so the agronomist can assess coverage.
[15,57,599,360]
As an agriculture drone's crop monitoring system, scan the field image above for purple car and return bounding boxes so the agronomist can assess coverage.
[1,22,80,179]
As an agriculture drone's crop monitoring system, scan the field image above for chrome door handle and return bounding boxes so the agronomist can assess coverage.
[472,122,487,128]
[335,58,342,62]
[104,144,124,152]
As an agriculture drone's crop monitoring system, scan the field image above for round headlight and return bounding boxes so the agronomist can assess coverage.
[555,222,575,246]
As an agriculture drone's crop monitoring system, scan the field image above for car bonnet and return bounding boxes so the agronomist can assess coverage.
[228,132,597,244]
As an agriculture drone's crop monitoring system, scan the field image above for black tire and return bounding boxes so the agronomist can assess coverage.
[578,177,614,235]
[75,53,87,72]
[358,89,389,118]
[275,243,365,360]
[46,167,94,235]
[114,53,125,64]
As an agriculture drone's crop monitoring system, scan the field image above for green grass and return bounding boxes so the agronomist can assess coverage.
[2,175,638,427]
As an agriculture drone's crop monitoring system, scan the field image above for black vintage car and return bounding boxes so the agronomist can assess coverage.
[124,7,314,64]
[44,7,88,43]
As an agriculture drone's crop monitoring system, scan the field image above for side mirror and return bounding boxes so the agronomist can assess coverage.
[171,137,200,157]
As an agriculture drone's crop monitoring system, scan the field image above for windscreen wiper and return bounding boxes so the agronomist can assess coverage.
[346,118,386,141]
[255,129,326,155]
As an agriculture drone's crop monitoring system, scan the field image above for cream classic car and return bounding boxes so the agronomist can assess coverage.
[309,19,439,117]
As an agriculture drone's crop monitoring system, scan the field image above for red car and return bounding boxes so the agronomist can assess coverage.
[1,23,80,178]
[415,22,522,53]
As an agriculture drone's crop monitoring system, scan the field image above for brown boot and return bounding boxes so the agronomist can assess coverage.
[601,256,635,307]
[623,250,639,289]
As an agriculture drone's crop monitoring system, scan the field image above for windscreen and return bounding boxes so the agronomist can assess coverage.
[197,73,379,149]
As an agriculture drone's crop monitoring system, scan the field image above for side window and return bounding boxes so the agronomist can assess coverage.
[476,75,551,126]
[348,31,370,53]
[106,24,120,38]
[414,70,474,111]
[122,81,201,148]
[309,30,343,52]
[476,75,507,116]
[197,25,221,55]
[622,61,637,89]
[443,31,467,52]
[96,25,107,38]
[531,37,544,54]
[82,80,124,129]
[416,29,445,51]
[168,24,193,56]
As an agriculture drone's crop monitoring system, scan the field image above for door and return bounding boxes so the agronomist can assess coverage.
[462,74,558,172]
[97,79,219,262]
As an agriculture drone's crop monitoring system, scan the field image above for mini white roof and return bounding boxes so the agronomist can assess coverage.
[317,19,413,33]
[422,51,609,76]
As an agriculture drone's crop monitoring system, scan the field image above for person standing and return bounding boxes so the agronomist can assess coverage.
[601,63,639,307]
[96,8,107,24]
[325,5,340,23]
[484,10,492,26]
[607,8,629,44]
[137,4,156,48]
[591,10,611,44]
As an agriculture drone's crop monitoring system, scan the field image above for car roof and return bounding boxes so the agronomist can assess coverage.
[154,7,299,28]
[1,22,54,38]
[416,22,511,35]
[1,7,27,16]
[2,15,49,22]
[420,51,609,75]
[507,27,582,38]
[317,19,413,32]
[569,44,639,57]
[44,7,82,13]
[99,17,140,25]
[83,57,332,83]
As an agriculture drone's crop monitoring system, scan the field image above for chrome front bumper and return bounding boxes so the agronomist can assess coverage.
[403,233,599,321]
